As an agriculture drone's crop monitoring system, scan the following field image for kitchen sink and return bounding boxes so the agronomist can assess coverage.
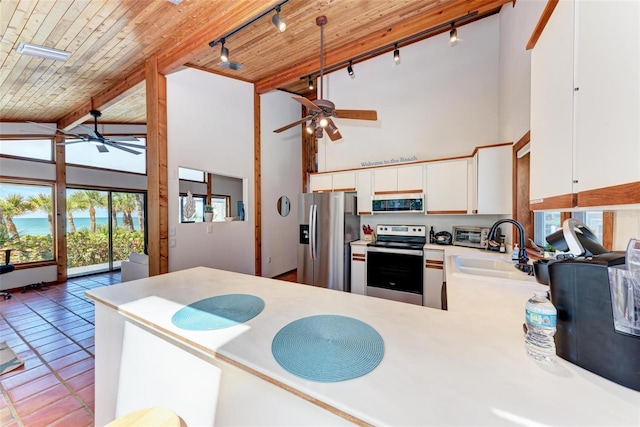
[451,255,530,281]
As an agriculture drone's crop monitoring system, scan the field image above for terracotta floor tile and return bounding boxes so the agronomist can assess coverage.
[65,369,94,392]
[77,337,94,348]
[57,358,94,381]
[57,321,92,334]
[36,337,75,354]
[0,364,50,389]
[29,332,69,348]
[13,383,71,417]
[19,395,83,426]
[69,330,94,342]
[39,343,83,363]
[8,373,60,403]
[47,406,94,427]
[48,350,92,371]
[20,327,61,343]
[76,384,95,408]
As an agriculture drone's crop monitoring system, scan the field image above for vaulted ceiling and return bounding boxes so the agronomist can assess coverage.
[0,0,512,127]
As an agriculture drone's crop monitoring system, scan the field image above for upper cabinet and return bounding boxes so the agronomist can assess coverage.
[309,171,356,193]
[425,159,468,214]
[530,0,640,209]
[356,170,373,215]
[373,165,424,194]
[475,145,512,215]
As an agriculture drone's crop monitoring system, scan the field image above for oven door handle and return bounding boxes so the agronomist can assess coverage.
[367,246,423,257]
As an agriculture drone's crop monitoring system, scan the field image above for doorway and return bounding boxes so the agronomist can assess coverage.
[66,188,146,277]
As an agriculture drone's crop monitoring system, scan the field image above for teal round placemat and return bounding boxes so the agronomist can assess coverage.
[171,294,265,331]
[272,315,384,382]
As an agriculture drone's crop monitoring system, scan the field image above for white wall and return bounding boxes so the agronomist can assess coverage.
[166,68,255,274]
[317,14,501,172]
[260,91,302,277]
[498,0,547,144]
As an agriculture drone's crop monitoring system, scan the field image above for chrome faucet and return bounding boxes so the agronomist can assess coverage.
[487,219,533,275]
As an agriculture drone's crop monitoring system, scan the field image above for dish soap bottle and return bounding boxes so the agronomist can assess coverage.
[512,243,520,261]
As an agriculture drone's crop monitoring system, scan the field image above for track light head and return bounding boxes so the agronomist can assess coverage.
[450,25,458,45]
[220,38,229,62]
[393,44,400,63]
[347,60,354,76]
[272,7,286,32]
[308,76,314,90]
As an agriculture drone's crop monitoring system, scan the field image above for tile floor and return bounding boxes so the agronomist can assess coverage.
[0,269,297,426]
[0,272,121,427]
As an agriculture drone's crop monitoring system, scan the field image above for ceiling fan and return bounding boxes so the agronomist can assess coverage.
[273,16,378,141]
[29,110,146,155]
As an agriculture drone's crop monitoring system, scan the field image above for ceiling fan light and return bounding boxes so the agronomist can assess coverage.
[319,116,328,128]
[314,127,324,139]
[272,8,286,32]
[327,121,339,135]
[306,122,315,134]
[220,39,229,62]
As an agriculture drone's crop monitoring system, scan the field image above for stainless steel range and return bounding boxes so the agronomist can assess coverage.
[366,225,425,305]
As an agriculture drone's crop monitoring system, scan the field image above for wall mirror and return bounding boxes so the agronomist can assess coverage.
[277,196,291,217]
[178,167,245,223]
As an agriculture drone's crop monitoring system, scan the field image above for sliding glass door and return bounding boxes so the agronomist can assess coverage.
[67,188,146,277]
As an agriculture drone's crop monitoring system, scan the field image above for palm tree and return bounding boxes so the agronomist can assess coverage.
[28,193,54,236]
[117,193,137,231]
[79,190,107,233]
[0,194,33,240]
[67,191,89,233]
[134,194,144,231]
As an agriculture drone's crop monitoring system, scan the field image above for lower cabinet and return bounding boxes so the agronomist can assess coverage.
[350,244,367,295]
[423,250,445,309]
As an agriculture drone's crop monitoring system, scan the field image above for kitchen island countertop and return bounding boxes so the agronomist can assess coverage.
[87,247,640,426]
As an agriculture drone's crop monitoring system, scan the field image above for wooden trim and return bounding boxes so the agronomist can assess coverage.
[426,210,467,215]
[526,0,559,50]
[358,211,372,215]
[12,260,57,270]
[425,265,444,270]
[333,187,356,192]
[577,181,640,207]
[513,131,531,247]
[425,259,444,265]
[374,190,423,195]
[55,132,67,283]
[470,142,513,157]
[145,54,169,276]
[602,211,614,251]
[530,193,577,210]
[513,131,530,153]
[560,212,572,224]
[254,90,262,277]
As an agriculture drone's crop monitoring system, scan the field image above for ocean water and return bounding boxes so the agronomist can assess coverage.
[11,217,141,236]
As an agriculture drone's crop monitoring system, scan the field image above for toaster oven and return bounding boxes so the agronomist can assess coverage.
[451,226,496,249]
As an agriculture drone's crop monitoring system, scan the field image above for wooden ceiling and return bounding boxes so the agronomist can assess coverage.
[0,0,513,126]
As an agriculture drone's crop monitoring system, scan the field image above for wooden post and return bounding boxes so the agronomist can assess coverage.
[254,90,262,276]
[145,54,169,276]
[55,132,67,283]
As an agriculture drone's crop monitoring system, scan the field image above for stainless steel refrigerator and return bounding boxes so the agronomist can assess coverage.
[298,192,360,291]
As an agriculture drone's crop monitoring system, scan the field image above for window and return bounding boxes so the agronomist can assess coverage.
[178,167,205,182]
[179,193,206,222]
[0,181,55,264]
[211,195,230,221]
[534,211,604,247]
[65,137,146,174]
[0,138,53,161]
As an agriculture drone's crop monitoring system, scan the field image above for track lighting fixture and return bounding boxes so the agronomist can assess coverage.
[220,38,229,62]
[449,23,458,45]
[308,76,314,90]
[272,6,286,32]
[393,44,400,63]
[347,60,354,76]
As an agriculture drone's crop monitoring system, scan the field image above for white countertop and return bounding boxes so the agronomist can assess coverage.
[87,248,640,426]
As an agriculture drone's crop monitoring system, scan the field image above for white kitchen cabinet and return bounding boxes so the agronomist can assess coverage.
[373,165,423,194]
[425,159,468,214]
[350,244,367,295]
[309,174,333,192]
[423,250,444,309]
[356,170,372,215]
[309,171,356,193]
[331,171,356,192]
[475,145,512,215]
[530,0,640,207]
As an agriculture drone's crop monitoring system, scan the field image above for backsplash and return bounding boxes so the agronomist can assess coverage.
[613,210,640,251]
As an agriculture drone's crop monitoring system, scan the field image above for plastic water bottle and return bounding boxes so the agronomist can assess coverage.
[525,291,557,363]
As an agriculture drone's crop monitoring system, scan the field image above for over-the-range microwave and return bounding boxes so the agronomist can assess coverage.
[371,193,424,213]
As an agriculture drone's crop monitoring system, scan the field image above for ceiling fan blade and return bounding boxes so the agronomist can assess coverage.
[334,109,378,121]
[56,139,87,145]
[104,141,147,149]
[26,121,86,139]
[103,141,142,155]
[107,136,140,142]
[78,124,98,138]
[274,115,313,133]
[95,144,109,153]
[292,96,320,111]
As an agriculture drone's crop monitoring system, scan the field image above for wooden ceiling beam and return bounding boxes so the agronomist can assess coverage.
[58,0,280,128]
[255,0,512,94]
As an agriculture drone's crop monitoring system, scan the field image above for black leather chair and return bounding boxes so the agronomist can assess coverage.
[0,249,14,299]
